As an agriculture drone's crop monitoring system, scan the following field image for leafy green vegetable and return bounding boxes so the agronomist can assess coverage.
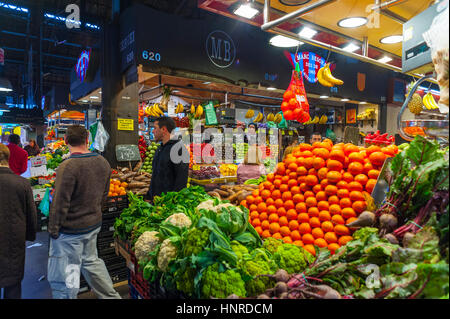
[273,243,314,274]
[200,263,246,298]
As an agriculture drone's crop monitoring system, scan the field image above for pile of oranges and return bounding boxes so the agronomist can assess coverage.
[241,139,398,256]
[108,179,128,197]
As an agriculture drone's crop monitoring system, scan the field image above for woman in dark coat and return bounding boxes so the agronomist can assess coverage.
[24,139,41,157]
[0,143,37,299]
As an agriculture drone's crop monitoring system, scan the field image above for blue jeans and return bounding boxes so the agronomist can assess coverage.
[47,227,121,299]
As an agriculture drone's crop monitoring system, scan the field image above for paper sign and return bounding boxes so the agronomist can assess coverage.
[115,144,140,162]
[30,156,47,167]
[118,118,134,131]
[30,165,48,177]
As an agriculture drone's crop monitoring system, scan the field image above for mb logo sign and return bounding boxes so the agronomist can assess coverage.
[206,30,236,68]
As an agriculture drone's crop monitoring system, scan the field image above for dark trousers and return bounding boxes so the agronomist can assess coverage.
[1,282,22,299]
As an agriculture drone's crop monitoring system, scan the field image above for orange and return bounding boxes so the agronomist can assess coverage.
[342,172,354,183]
[293,193,305,204]
[284,200,295,210]
[252,189,260,197]
[327,171,342,183]
[366,179,377,194]
[288,179,298,188]
[274,198,284,208]
[257,202,267,213]
[368,169,380,179]
[263,181,272,189]
[279,216,289,227]
[342,207,357,219]
[354,174,369,186]
[324,185,338,196]
[108,192,113,197]
[340,198,352,208]
[305,197,317,208]
[312,227,324,239]
[321,221,334,233]
[319,211,331,222]
[281,176,290,184]
[261,189,271,200]
[304,191,315,199]
[299,143,312,151]
[283,236,293,244]
[259,212,268,221]
[338,236,353,246]
[312,184,322,194]
[314,238,328,248]
[346,217,357,225]
[320,179,329,188]
[254,196,263,205]
[273,179,282,189]
[289,220,299,231]
[297,176,306,185]
[329,204,342,216]
[252,218,261,227]
[276,163,286,174]
[295,156,304,166]
[305,175,319,186]
[280,226,291,237]
[313,148,330,160]
[335,224,350,236]
[317,167,329,180]
[327,160,344,172]
[344,144,359,156]
[277,207,287,217]
[246,195,255,205]
[369,151,387,166]
[331,214,345,225]
[348,181,364,192]
[297,166,308,176]
[261,220,270,230]
[293,240,304,247]
[303,157,314,169]
[324,232,338,244]
[309,217,321,228]
[289,172,298,180]
[291,186,301,195]
[272,232,283,240]
[352,201,367,213]
[298,223,312,234]
[241,200,248,208]
[291,230,302,241]
[279,184,289,193]
[316,191,327,201]
[366,145,382,155]
[267,173,275,182]
[308,207,320,217]
[262,230,271,238]
[269,223,280,234]
[302,233,315,245]
[313,157,326,170]
[299,183,310,192]
[312,141,322,149]
[363,162,374,174]
[349,191,365,202]
[286,209,298,221]
[250,211,259,219]
[328,243,341,254]
[317,201,330,211]
[295,202,307,214]
[328,195,340,205]
[348,152,365,163]
[288,162,298,172]
[302,151,314,159]
[336,181,348,190]
[303,244,316,256]
[111,193,119,197]
[268,213,279,223]
[320,141,333,151]
[254,226,263,235]
[266,205,277,215]
[329,149,345,163]
[266,198,275,206]
[120,182,128,188]
[297,213,310,223]
[348,162,364,175]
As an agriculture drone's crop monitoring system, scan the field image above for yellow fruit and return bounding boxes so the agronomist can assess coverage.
[322,64,344,86]
[408,93,423,115]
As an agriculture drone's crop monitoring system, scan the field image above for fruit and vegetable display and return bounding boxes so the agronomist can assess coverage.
[219,164,238,177]
[109,179,128,197]
[111,165,151,196]
[44,145,69,170]
[280,69,310,123]
[191,165,220,180]
[172,116,189,128]
[364,130,395,147]
[138,136,148,161]
[403,126,426,136]
[207,184,259,205]
[241,139,399,255]
[141,142,159,174]
[189,143,215,163]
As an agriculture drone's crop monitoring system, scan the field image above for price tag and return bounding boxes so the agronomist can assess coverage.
[30,166,48,177]
[118,118,134,131]
[193,165,200,171]
[30,156,47,167]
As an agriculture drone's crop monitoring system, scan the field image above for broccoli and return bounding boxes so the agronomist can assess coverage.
[242,249,279,297]
[231,241,249,260]
[182,228,210,257]
[273,243,314,274]
[201,263,246,299]
[263,237,283,254]
[174,267,196,296]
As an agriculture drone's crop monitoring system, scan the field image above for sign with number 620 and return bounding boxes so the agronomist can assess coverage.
[142,50,161,62]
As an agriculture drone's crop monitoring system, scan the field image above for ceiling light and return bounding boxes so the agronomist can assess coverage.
[338,17,367,28]
[360,101,367,104]
[81,100,88,102]
[299,27,318,39]
[99,91,102,94]
[0,78,13,92]
[378,56,393,63]
[90,96,99,99]
[319,95,329,99]
[267,87,277,90]
[341,98,350,102]
[342,43,360,52]
[172,90,180,93]
[380,35,403,44]
[203,81,211,85]
[269,35,303,48]
[234,4,259,19]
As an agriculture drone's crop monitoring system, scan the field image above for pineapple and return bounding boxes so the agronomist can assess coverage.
[406,82,423,115]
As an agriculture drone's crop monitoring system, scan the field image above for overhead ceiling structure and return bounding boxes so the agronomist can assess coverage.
[199,0,436,71]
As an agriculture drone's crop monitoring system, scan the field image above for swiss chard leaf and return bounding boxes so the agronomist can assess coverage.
[405,135,441,166]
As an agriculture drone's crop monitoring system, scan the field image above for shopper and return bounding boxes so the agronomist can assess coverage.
[310,132,322,144]
[237,145,266,184]
[283,138,299,160]
[47,125,120,299]
[0,143,37,299]
[6,134,28,175]
[146,117,189,202]
[24,139,41,157]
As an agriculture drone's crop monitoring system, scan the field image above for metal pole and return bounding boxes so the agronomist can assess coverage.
[362,37,369,57]
[263,0,270,25]
[371,0,408,11]
[261,0,336,31]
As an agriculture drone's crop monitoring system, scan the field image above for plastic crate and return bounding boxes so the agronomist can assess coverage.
[103,195,129,212]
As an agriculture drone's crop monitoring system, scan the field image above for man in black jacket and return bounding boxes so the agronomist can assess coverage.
[146,117,189,202]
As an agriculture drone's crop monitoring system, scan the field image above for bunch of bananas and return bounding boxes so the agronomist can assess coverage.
[175,103,184,114]
[317,63,344,87]
[193,104,203,119]
[422,92,440,110]
[319,115,328,124]
[245,109,255,118]
[273,113,283,124]
[266,113,275,122]
[304,115,320,125]
[253,112,264,123]
[145,103,164,117]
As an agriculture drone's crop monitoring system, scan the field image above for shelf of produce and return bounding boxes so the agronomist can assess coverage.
[190,176,237,185]
[400,119,449,141]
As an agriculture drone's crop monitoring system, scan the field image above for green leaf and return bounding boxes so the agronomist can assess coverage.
[405,135,441,166]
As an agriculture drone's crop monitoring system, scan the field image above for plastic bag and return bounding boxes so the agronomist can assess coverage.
[281,70,310,123]
[38,188,51,217]
[92,121,110,152]
[422,1,449,110]
[276,111,288,129]
[326,128,337,143]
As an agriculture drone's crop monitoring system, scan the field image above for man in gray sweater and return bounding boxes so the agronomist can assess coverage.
[48,125,120,299]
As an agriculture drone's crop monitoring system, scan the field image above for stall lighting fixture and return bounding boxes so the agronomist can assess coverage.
[338,17,367,28]
[380,35,403,44]
[122,96,131,100]
[267,87,277,90]
[270,35,303,48]
[342,43,360,53]
[0,2,28,13]
[81,100,88,102]
[360,101,367,104]
[378,56,393,63]
[90,96,99,99]
[203,81,211,85]
[319,95,329,99]
[341,98,350,102]
[298,27,318,39]
[234,3,259,19]
[172,90,180,93]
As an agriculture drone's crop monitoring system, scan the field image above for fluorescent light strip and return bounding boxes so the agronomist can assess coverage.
[378,56,393,63]
[267,87,277,90]
[44,13,100,29]
[341,98,350,102]
[299,27,317,39]
[270,35,303,48]
[234,4,259,19]
[343,43,360,52]
[319,96,329,99]
[0,2,28,13]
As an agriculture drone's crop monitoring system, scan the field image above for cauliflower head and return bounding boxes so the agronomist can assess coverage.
[134,231,161,263]
[164,213,192,228]
[273,243,313,274]
[196,200,243,214]
[157,239,178,272]
[201,263,246,298]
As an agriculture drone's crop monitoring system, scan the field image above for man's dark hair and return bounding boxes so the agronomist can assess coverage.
[155,117,176,133]
[312,132,321,136]
[65,125,88,146]
[8,134,20,145]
